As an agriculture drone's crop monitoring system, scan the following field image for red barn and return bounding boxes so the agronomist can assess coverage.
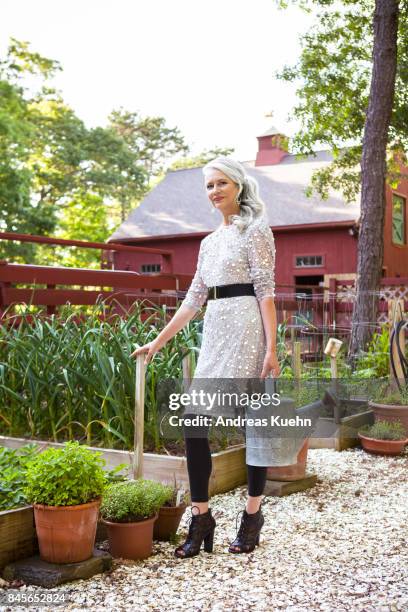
[107,127,408,295]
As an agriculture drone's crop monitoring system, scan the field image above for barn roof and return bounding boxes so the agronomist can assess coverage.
[108,150,360,241]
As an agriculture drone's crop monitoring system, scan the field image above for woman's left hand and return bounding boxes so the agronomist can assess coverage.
[260,350,281,379]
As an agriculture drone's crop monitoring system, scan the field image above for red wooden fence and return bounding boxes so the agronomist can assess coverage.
[1,232,407,339]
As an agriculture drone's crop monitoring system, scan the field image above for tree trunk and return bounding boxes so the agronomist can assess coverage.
[347,0,399,366]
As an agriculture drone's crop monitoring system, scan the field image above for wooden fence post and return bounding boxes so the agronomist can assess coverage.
[133,354,146,479]
[329,278,337,331]
[292,341,302,387]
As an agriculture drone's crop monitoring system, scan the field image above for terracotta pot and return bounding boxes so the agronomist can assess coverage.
[358,432,408,456]
[102,513,158,560]
[368,401,408,436]
[266,439,309,482]
[33,498,101,564]
[153,503,187,541]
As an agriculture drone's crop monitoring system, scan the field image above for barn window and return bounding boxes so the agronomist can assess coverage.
[392,194,406,245]
[141,263,161,273]
[295,255,323,267]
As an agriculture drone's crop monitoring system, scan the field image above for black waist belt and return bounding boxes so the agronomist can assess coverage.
[207,283,255,300]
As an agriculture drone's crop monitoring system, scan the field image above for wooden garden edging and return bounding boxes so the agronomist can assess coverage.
[0,506,38,570]
[0,436,246,569]
[0,350,247,569]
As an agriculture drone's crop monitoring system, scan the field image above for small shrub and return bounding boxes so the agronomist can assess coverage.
[370,382,408,406]
[161,478,189,507]
[100,479,173,523]
[359,420,407,441]
[353,324,390,378]
[0,444,39,511]
[24,441,107,506]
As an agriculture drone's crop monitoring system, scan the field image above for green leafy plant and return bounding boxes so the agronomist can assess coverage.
[359,420,407,441]
[104,463,129,484]
[160,476,189,507]
[370,381,408,406]
[0,443,39,511]
[24,441,107,506]
[353,324,390,378]
[0,300,201,452]
[100,479,172,523]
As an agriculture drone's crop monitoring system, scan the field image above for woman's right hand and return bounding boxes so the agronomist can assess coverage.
[130,339,163,366]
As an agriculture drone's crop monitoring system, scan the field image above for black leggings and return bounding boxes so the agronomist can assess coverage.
[183,415,267,502]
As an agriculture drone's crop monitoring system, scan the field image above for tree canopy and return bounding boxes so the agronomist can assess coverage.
[277,0,408,202]
[169,146,235,171]
[0,39,191,265]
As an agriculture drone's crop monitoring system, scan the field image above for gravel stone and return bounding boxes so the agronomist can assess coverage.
[1,448,407,611]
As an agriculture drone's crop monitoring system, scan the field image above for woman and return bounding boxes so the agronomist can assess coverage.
[131,157,280,558]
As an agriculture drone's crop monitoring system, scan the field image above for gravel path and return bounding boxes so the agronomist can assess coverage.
[1,448,408,612]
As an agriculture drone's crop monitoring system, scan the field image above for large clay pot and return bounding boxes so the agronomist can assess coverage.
[266,439,309,482]
[102,513,158,560]
[358,432,408,456]
[33,498,101,564]
[153,504,187,541]
[368,401,408,436]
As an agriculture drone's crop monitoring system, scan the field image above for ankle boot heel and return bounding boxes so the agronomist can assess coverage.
[228,507,264,554]
[203,527,215,553]
[174,506,217,559]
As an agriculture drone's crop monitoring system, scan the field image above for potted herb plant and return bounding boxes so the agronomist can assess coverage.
[153,479,189,541]
[358,421,408,456]
[368,382,408,436]
[100,479,171,560]
[24,441,107,564]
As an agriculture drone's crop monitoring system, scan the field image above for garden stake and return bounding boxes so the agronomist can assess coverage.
[133,353,146,479]
[292,341,301,391]
[182,351,194,391]
[324,338,343,423]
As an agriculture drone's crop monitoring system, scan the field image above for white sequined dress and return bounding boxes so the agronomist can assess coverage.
[180,216,302,467]
[182,215,276,378]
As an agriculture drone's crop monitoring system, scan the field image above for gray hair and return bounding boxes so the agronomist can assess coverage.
[202,157,266,232]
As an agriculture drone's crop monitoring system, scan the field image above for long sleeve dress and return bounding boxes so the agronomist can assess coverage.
[180,216,302,467]
[182,215,276,379]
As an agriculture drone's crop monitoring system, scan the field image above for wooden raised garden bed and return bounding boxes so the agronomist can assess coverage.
[0,435,246,495]
[0,506,38,570]
[308,398,374,451]
[0,436,246,569]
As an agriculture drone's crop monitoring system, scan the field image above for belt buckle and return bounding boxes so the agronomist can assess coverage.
[213,286,218,299]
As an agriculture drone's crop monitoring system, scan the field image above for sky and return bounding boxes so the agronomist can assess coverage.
[1,0,316,161]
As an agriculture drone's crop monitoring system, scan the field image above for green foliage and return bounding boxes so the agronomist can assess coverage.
[276,0,408,201]
[0,300,201,451]
[0,443,39,511]
[170,146,235,170]
[292,384,322,407]
[359,420,407,441]
[109,109,188,183]
[100,479,172,522]
[24,441,107,506]
[160,476,189,507]
[0,39,191,265]
[370,380,408,405]
[104,463,129,484]
[353,324,390,378]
